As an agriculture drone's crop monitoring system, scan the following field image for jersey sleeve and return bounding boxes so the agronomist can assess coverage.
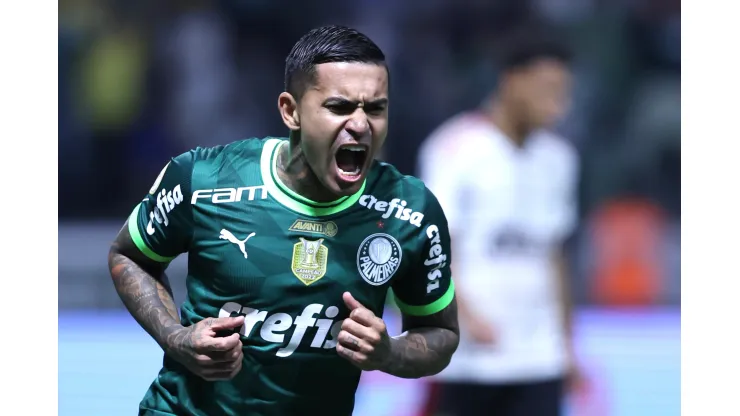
[391,188,455,316]
[127,151,195,262]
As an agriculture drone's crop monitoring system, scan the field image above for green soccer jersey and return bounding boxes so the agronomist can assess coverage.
[130,137,454,416]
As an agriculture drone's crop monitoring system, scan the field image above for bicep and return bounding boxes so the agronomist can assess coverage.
[109,219,168,279]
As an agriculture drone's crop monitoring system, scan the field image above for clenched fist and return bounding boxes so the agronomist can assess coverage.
[167,316,245,381]
[336,292,393,371]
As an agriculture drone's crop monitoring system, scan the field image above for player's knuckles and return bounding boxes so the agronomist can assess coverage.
[365,331,381,345]
[341,319,365,334]
[336,344,354,358]
[337,330,354,345]
[194,354,212,365]
[231,352,244,365]
[194,334,217,351]
[344,332,368,350]
[374,319,387,333]
[360,342,376,356]
[223,337,241,350]
[201,357,226,369]
[200,317,216,328]
[229,348,242,361]
[197,369,220,381]
[353,352,368,364]
[204,340,227,352]
[350,308,374,322]
[214,336,240,351]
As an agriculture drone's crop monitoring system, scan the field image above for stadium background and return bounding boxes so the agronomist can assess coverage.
[58,0,680,415]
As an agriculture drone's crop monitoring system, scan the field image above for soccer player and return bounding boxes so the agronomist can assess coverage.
[107,25,459,416]
[418,27,582,416]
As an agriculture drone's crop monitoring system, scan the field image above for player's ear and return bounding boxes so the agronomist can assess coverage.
[278,92,300,131]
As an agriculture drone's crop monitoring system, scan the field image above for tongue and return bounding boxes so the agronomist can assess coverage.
[336,149,358,172]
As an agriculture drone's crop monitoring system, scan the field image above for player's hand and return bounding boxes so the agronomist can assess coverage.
[167,316,245,381]
[336,292,393,371]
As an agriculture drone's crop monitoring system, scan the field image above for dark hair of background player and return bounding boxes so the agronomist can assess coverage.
[284,25,388,99]
[495,25,573,73]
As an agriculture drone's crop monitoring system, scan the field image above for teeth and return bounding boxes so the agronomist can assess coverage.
[338,167,361,176]
[342,145,365,152]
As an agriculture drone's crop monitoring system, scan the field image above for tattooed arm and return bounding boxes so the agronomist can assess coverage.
[108,221,183,351]
[336,292,458,379]
[110,151,246,381]
[384,299,459,379]
[380,187,459,379]
[109,220,245,381]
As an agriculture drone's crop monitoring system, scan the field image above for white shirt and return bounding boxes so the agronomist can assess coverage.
[418,112,579,383]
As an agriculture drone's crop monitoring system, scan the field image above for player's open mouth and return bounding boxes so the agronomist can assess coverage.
[335,144,368,181]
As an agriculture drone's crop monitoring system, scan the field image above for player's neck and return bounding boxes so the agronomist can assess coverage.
[276,139,341,203]
[486,100,530,148]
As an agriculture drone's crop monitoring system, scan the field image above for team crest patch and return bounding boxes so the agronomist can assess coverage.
[291,238,329,286]
[356,233,402,286]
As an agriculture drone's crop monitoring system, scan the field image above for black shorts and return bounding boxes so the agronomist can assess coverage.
[423,377,565,416]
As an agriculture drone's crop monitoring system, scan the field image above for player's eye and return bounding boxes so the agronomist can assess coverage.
[326,103,356,115]
[364,104,386,116]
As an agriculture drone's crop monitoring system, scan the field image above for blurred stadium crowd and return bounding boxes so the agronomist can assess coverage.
[59,0,679,306]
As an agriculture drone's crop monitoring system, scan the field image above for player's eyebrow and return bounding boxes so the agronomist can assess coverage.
[322,97,388,107]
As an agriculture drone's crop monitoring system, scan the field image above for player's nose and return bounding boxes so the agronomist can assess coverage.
[344,112,370,140]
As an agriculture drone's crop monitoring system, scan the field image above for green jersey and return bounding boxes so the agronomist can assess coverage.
[130,137,454,416]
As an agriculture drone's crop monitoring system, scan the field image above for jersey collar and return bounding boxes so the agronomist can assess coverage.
[260,138,366,217]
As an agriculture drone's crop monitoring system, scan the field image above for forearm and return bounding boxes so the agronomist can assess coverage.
[384,327,459,379]
[380,296,460,379]
[108,250,183,351]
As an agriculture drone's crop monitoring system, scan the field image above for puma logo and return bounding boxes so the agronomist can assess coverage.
[219,229,256,259]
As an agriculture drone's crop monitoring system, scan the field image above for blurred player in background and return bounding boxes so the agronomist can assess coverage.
[418,26,583,416]
[108,25,459,416]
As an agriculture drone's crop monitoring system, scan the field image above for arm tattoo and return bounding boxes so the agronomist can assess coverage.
[108,222,183,352]
[385,298,460,379]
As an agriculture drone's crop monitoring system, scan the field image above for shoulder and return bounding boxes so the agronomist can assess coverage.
[168,137,277,174]
[419,112,491,161]
[184,137,272,164]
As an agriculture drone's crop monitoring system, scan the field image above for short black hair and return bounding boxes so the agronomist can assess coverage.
[497,25,573,71]
[284,25,387,99]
